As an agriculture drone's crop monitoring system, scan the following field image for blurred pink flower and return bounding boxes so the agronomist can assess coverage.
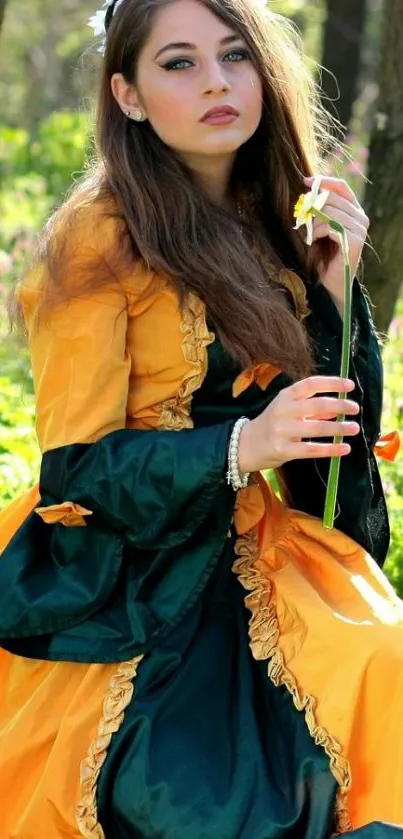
[346,160,365,176]
[388,315,403,339]
[0,250,13,276]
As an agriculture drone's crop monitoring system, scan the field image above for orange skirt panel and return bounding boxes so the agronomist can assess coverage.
[234,476,403,830]
[0,651,117,838]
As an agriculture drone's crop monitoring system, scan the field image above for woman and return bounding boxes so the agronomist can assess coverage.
[0,0,402,836]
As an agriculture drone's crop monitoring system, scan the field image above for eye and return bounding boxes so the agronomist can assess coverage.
[223,48,251,62]
[163,58,193,71]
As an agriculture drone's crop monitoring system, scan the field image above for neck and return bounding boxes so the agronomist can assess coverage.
[182,152,236,209]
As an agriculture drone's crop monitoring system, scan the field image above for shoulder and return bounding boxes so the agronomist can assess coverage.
[16,192,157,314]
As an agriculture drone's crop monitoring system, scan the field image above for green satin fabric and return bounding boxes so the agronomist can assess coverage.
[96,538,403,839]
[97,537,339,839]
[0,423,236,661]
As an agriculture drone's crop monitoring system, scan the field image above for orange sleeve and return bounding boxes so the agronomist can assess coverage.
[15,214,132,453]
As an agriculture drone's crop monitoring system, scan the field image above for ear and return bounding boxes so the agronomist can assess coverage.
[110,73,146,116]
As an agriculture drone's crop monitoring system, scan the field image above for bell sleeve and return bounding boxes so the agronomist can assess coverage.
[0,243,235,654]
[17,260,234,552]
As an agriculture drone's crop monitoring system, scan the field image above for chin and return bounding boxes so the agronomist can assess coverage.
[200,136,249,155]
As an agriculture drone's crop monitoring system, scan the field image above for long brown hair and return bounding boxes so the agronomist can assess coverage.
[18,0,338,379]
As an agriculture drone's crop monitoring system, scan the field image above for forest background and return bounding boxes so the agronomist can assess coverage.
[0,0,402,587]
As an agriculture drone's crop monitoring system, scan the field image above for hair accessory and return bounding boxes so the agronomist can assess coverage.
[226,417,251,491]
[88,0,125,53]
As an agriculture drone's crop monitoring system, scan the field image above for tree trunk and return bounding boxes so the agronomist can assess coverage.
[363,0,403,335]
[0,0,8,34]
[321,0,368,131]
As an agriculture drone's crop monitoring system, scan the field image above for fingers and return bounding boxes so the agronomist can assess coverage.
[302,396,360,419]
[289,376,355,401]
[325,193,369,228]
[314,207,368,237]
[304,175,361,209]
[289,419,360,438]
[288,440,352,460]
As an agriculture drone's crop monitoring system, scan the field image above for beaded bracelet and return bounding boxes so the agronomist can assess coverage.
[226,416,251,491]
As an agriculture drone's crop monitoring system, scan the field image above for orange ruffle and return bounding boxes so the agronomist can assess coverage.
[35,501,93,527]
[232,362,281,398]
[374,429,401,462]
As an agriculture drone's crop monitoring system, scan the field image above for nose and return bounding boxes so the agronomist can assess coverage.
[202,60,231,95]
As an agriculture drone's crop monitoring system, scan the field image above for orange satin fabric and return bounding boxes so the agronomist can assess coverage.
[0,649,123,839]
[15,204,211,454]
[0,484,40,554]
[374,430,401,462]
[234,476,403,830]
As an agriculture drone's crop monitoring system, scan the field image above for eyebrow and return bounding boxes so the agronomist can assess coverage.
[154,34,243,61]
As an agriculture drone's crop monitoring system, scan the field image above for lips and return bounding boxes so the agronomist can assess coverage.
[200,105,239,122]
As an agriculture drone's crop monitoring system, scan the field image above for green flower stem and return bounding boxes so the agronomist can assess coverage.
[312,209,352,529]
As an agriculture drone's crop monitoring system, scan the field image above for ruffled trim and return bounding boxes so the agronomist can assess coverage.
[232,529,352,834]
[158,292,215,430]
[35,500,93,527]
[75,655,144,839]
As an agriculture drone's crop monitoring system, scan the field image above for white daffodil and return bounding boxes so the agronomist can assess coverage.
[292,174,354,530]
[293,175,330,246]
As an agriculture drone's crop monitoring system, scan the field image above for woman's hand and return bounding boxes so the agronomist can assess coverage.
[304,175,370,305]
[237,375,360,474]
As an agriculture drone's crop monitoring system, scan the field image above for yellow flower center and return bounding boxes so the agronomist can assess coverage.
[293,194,306,219]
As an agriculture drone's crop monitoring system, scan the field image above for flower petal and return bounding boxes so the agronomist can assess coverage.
[313,189,330,212]
[311,174,323,201]
[305,218,314,246]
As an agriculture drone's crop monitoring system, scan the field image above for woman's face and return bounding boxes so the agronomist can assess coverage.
[113,0,263,166]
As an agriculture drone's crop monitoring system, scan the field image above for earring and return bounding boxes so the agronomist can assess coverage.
[133,108,145,121]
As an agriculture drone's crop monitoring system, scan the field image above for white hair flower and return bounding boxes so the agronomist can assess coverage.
[88,0,126,51]
[88,8,108,37]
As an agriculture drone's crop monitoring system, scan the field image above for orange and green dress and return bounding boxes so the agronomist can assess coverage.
[0,204,402,839]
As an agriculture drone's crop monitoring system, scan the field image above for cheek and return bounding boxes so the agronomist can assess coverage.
[239,71,263,124]
[140,75,195,133]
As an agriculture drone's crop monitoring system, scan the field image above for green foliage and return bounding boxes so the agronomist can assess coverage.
[30,111,93,197]
[0,112,92,247]
[0,377,39,505]
[381,303,403,592]
[269,0,325,58]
